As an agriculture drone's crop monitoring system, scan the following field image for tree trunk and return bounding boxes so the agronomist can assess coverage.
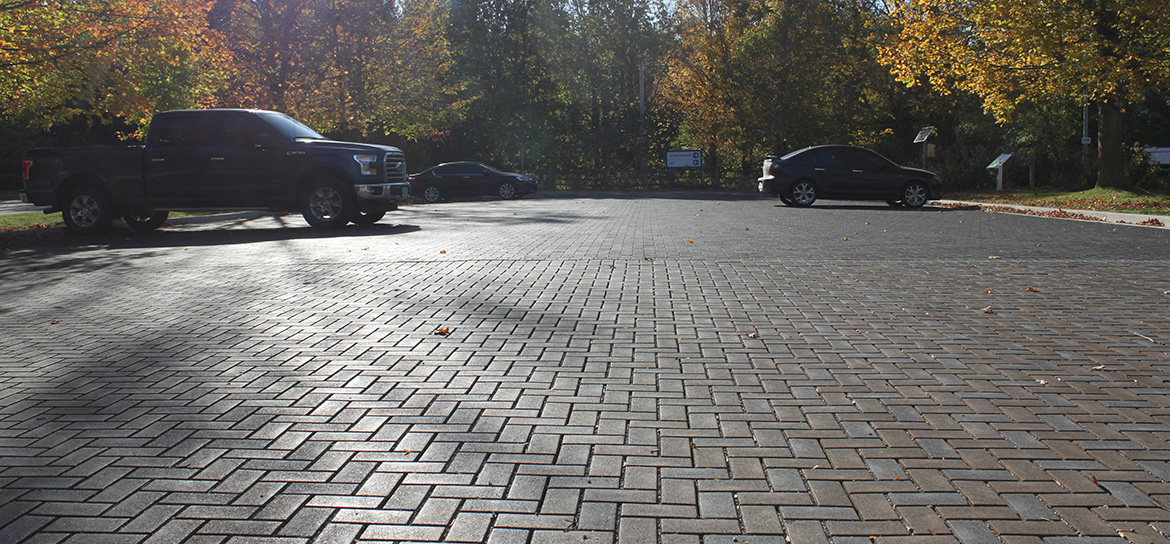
[1096,99,1128,189]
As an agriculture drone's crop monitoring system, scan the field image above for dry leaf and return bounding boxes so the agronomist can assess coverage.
[747,332,759,338]
[1027,287,1040,292]
[687,238,694,243]
[842,237,850,241]
[50,319,59,324]
[981,305,995,314]
[989,255,1000,259]
[1093,365,1106,371]
[440,250,447,254]
[432,327,451,336]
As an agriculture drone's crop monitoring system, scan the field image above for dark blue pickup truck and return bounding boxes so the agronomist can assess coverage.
[20,109,411,233]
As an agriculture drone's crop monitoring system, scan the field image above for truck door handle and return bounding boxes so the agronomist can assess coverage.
[211,157,225,161]
[853,169,863,173]
[151,158,165,163]
[814,168,826,171]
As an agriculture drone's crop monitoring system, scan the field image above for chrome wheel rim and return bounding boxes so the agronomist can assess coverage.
[309,186,344,220]
[424,186,441,202]
[499,183,516,199]
[792,183,815,205]
[68,195,100,228]
[904,184,927,207]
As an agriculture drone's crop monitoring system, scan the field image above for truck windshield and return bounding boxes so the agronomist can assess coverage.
[255,111,326,140]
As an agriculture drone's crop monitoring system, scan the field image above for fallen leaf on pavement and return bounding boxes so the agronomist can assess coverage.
[981,305,994,313]
[1027,287,1039,292]
[432,327,452,336]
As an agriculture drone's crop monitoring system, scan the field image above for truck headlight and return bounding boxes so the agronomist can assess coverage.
[354,155,378,176]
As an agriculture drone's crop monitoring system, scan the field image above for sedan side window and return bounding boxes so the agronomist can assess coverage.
[446,164,477,175]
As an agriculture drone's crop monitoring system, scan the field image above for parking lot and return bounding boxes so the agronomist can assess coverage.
[2,192,1169,543]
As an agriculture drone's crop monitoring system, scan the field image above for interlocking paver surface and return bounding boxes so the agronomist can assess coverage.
[2,192,1169,544]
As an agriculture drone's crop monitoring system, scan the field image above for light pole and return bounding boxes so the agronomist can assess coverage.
[637,53,646,174]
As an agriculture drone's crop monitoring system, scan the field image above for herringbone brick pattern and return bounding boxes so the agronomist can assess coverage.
[1,193,1168,543]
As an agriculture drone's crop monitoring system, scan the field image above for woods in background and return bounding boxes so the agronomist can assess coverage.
[3,0,1169,191]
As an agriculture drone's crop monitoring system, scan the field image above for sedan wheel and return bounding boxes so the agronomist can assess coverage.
[789,180,817,207]
[423,185,443,203]
[498,181,517,200]
[902,182,929,208]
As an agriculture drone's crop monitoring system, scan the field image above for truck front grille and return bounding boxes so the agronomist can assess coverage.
[385,152,407,183]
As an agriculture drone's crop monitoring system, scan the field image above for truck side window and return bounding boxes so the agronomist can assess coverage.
[152,116,208,147]
[216,116,266,148]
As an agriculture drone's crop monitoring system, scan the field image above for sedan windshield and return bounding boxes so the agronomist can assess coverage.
[255,111,326,140]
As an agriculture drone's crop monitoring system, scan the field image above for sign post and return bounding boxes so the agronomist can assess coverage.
[986,153,1014,191]
[914,126,936,170]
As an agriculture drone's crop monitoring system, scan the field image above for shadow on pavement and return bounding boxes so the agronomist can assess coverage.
[0,214,422,254]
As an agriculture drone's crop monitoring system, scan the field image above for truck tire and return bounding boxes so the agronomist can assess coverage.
[124,210,169,232]
[353,210,386,226]
[301,174,357,229]
[62,184,115,235]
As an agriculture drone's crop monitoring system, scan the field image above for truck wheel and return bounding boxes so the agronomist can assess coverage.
[124,210,169,232]
[353,210,386,226]
[62,184,115,235]
[302,175,356,229]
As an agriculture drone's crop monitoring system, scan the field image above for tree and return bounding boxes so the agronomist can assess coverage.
[214,0,464,142]
[880,0,1170,189]
[1,0,227,130]
[658,0,896,178]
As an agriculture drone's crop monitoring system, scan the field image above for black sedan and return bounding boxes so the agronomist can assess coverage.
[409,162,539,203]
[758,145,942,208]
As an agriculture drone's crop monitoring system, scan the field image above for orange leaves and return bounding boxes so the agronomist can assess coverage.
[431,327,452,336]
[1,0,225,124]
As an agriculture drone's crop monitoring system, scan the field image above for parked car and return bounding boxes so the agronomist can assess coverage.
[758,145,942,208]
[21,109,410,234]
[409,162,538,203]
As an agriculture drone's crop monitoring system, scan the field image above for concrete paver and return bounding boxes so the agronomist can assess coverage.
[1,193,1169,543]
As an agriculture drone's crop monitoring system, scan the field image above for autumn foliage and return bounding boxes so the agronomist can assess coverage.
[2,0,1170,190]
[1,0,228,129]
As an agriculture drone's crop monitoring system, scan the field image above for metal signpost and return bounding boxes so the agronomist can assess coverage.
[987,153,1014,191]
[914,126,936,170]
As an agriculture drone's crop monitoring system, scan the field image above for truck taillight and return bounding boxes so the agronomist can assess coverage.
[22,159,32,181]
